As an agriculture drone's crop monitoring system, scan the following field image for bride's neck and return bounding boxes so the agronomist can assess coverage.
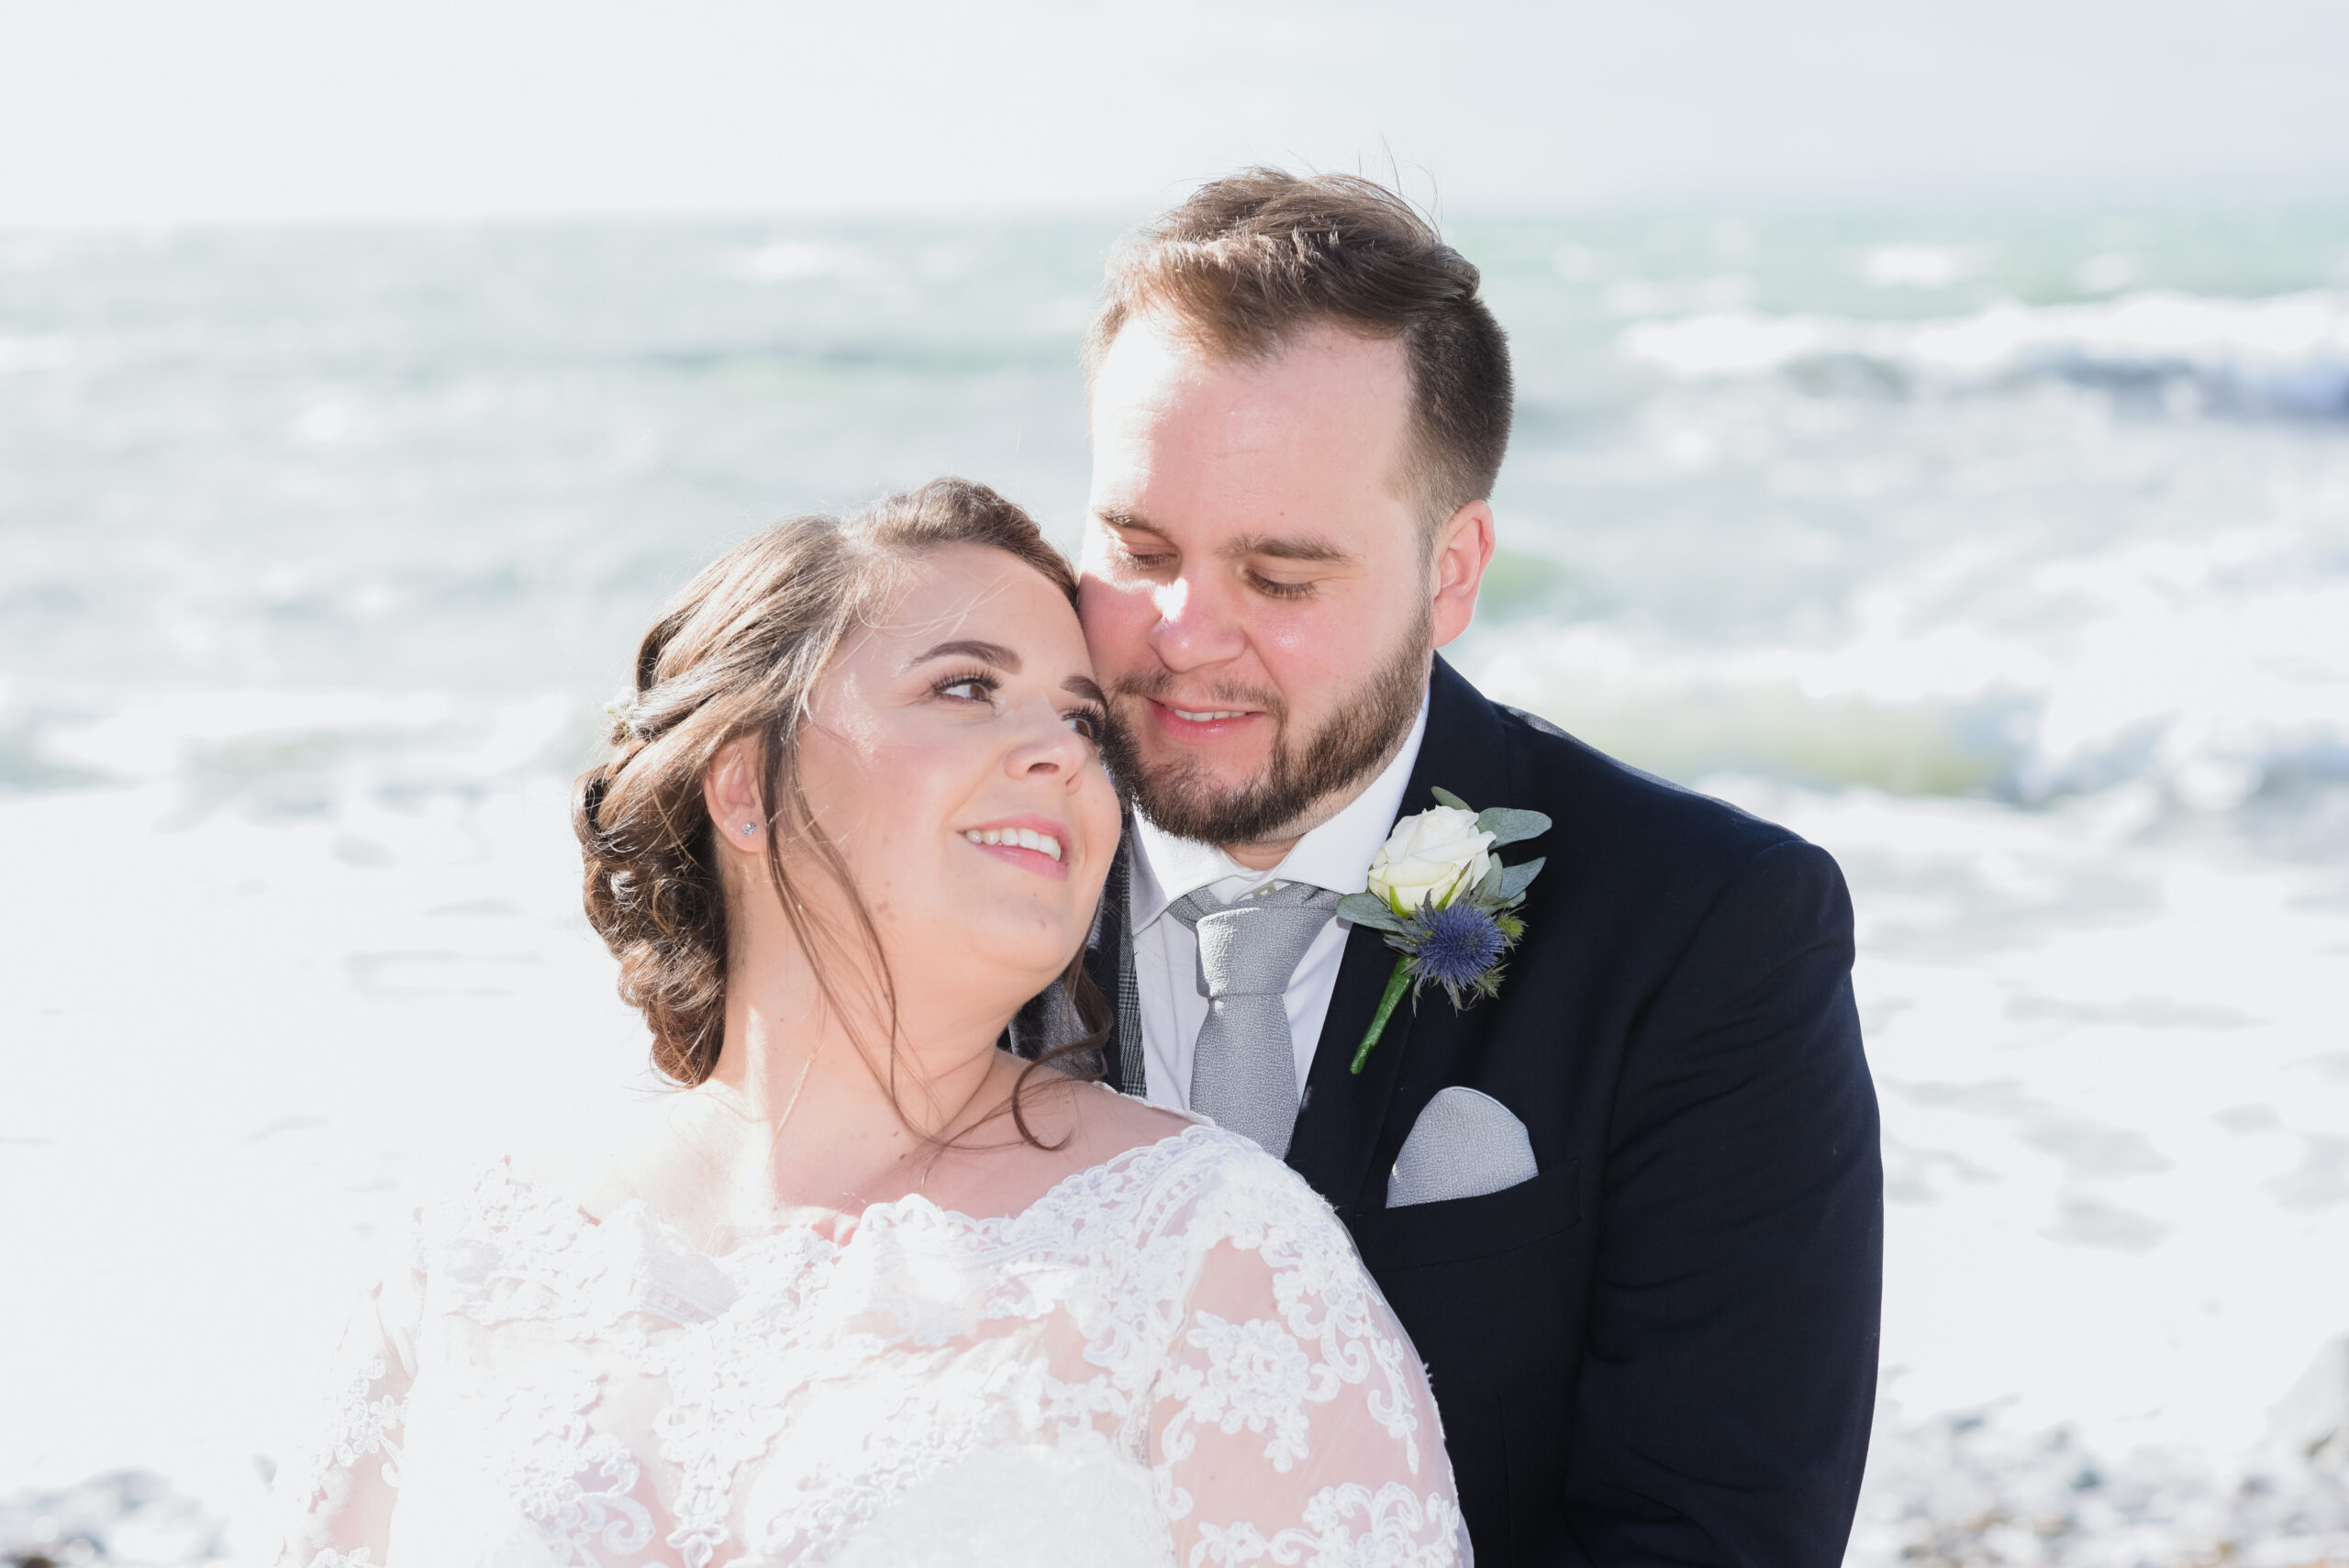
[708,995,1004,1134]
[686,939,1023,1210]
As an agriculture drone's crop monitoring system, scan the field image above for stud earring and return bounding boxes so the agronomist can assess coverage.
[740,823,756,836]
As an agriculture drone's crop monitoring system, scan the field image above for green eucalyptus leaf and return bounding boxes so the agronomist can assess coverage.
[1471,857,1505,904]
[1476,807,1553,848]
[1497,857,1547,900]
[1336,893,1409,934]
[1429,785,1473,813]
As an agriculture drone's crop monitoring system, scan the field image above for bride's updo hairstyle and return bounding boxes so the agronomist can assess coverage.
[573,478,1103,1098]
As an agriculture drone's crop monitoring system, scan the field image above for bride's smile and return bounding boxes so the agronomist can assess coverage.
[956,815,1075,876]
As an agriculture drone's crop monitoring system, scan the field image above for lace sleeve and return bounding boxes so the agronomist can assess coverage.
[1148,1173,1470,1568]
[269,1220,426,1568]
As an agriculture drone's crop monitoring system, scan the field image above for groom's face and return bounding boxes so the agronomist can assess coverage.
[1080,317,1472,850]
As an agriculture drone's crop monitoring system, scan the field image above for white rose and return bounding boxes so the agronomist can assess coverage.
[1365,806,1495,916]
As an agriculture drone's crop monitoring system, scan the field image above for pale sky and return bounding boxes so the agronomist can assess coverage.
[2,0,2344,227]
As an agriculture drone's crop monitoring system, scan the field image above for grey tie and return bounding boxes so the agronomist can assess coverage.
[1167,881,1341,1160]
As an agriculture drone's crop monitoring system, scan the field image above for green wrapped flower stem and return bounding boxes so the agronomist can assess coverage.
[1351,956,1415,1074]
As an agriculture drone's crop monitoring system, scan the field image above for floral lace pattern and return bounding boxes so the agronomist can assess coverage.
[272,1124,1465,1568]
[1193,1482,1463,1568]
[278,1259,419,1531]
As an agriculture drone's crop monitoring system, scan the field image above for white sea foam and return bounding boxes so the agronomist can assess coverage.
[720,239,871,283]
[0,331,78,372]
[1727,779,2349,1565]
[1862,244,1977,289]
[1623,289,2349,415]
[1465,517,2349,812]
[0,777,651,1553]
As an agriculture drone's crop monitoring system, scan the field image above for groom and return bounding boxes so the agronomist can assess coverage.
[1059,171,1882,1566]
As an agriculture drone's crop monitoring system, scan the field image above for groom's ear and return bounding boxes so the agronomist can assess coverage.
[1429,500,1497,648]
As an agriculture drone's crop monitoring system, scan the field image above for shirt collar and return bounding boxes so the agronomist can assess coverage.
[1128,693,1430,932]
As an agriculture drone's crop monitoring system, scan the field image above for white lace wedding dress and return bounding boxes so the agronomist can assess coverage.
[273,1121,1467,1568]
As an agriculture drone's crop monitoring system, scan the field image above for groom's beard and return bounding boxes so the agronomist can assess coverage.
[1103,610,1431,848]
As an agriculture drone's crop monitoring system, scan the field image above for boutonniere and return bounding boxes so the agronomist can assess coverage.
[1337,787,1553,1073]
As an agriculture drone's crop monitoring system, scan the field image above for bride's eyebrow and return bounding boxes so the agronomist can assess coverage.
[904,639,1019,673]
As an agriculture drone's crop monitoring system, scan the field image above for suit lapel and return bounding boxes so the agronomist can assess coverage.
[1285,656,1514,1213]
[1287,918,1419,1212]
[1083,830,1142,1095]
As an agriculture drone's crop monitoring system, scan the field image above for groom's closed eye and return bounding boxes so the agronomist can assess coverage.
[1227,534,1354,601]
[1093,511,1176,562]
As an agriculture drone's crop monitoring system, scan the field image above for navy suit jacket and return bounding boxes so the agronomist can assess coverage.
[1049,655,1882,1566]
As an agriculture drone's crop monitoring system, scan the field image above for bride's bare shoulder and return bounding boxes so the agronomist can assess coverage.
[503,1087,699,1219]
[1029,1077,1198,1171]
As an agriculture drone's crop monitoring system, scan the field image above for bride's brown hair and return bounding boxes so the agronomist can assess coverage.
[573,478,1108,1133]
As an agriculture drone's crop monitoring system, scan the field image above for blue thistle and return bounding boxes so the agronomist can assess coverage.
[1341,787,1553,1074]
[1401,901,1508,1007]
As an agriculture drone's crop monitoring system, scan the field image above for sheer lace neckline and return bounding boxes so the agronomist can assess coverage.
[502,1118,1218,1266]
[283,1109,1468,1568]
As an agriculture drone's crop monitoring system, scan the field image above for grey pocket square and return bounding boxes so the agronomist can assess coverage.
[1386,1085,1540,1207]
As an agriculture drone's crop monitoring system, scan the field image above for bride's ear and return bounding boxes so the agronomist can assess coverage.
[705,740,768,856]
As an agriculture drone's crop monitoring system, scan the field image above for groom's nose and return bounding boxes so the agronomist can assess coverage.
[1146,572,1247,673]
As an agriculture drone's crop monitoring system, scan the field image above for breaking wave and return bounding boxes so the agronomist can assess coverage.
[1622,290,2349,417]
[1464,522,2349,815]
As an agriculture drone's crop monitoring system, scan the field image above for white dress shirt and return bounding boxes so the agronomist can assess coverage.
[1128,696,1430,1115]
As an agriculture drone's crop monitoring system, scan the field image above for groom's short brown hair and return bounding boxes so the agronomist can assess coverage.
[1085,169,1513,528]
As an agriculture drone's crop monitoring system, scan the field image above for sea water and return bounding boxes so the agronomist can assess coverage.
[3,214,2346,1562]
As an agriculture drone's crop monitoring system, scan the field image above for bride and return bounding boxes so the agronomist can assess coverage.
[273,479,1466,1568]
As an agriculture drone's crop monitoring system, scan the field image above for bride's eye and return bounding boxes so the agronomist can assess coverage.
[933,670,999,705]
[1063,707,1105,742]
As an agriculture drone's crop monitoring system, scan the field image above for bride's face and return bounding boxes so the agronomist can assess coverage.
[794,543,1120,1005]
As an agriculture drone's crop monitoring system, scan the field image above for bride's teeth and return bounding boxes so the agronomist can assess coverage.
[1013,828,1063,861]
[964,827,1062,861]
